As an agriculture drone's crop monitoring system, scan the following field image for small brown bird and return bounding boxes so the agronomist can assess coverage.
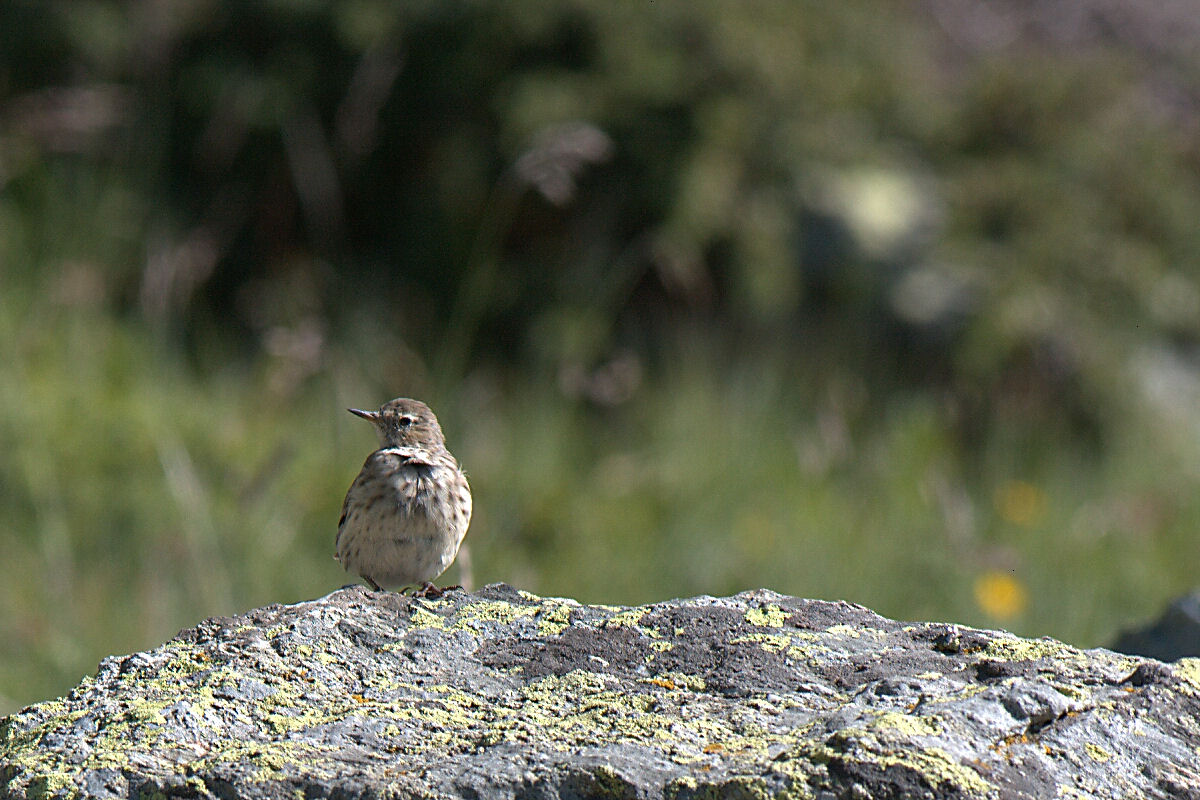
[335,398,472,596]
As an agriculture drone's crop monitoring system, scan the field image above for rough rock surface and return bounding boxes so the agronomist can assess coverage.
[3,584,1200,799]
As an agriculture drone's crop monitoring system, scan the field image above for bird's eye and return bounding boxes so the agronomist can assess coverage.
[397,416,414,428]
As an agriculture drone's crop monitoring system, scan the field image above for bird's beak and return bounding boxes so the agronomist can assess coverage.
[348,408,381,423]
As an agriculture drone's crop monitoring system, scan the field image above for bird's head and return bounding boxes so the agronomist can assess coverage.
[349,397,446,449]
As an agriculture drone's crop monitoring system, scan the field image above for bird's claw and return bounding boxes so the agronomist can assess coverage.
[412,582,461,599]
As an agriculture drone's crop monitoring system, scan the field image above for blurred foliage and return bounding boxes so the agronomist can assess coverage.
[3,0,1200,713]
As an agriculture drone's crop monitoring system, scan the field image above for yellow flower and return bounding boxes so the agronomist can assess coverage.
[973,570,1028,621]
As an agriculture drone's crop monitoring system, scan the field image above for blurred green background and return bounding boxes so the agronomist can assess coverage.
[3,1,1200,714]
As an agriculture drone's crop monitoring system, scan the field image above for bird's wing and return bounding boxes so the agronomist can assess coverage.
[337,484,354,532]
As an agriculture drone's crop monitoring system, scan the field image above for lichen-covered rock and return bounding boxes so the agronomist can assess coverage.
[3,584,1200,799]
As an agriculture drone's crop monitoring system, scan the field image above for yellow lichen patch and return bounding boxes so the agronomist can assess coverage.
[869,711,941,737]
[824,624,885,640]
[665,775,778,800]
[534,668,618,696]
[407,606,448,630]
[1174,658,1200,694]
[428,686,485,711]
[451,599,539,630]
[262,698,341,735]
[1083,743,1111,763]
[602,607,651,630]
[0,703,91,788]
[486,672,668,748]
[878,745,993,795]
[786,737,993,797]
[475,669,800,763]
[156,642,215,679]
[980,636,1081,664]
[195,738,333,783]
[1052,684,1091,702]
[535,601,575,637]
[19,772,77,799]
[745,605,788,627]
[33,671,259,779]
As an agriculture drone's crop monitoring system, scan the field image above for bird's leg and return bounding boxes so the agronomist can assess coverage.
[363,575,383,592]
[413,582,445,598]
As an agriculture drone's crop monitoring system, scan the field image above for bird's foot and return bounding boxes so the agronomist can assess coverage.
[412,582,461,599]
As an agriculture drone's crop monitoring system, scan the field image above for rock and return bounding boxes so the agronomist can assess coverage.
[1111,591,1200,661]
[3,584,1200,799]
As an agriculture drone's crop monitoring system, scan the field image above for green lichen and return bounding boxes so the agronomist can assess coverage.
[745,605,788,627]
[869,710,941,737]
[731,631,824,662]
[262,701,341,735]
[1174,658,1200,694]
[452,598,539,629]
[536,601,575,636]
[979,636,1081,664]
[823,624,885,640]
[373,667,799,765]
[407,605,448,630]
[877,745,993,795]
[0,645,308,797]
[194,738,333,783]
[783,736,994,797]
[21,772,77,800]
[157,641,215,678]
[665,774,782,800]
[602,607,651,630]
[2,590,1171,799]
[1051,683,1091,701]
